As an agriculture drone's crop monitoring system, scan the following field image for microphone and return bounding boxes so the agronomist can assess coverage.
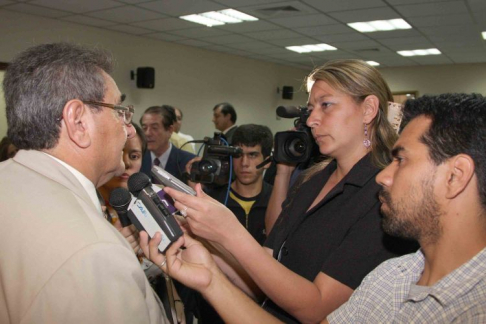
[109,187,132,227]
[127,172,183,252]
[276,105,301,118]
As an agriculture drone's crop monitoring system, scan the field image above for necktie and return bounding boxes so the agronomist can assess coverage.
[154,158,160,166]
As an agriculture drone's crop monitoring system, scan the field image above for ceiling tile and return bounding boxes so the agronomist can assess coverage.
[313,32,369,42]
[386,0,453,5]
[301,0,387,12]
[4,3,69,17]
[331,39,381,50]
[0,0,15,6]
[199,34,255,45]
[117,0,154,3]
[244,28,303,40]
[215,20,280,33]
[268,13,337,28]
[226,41,275,50]
[266,36,318,46]
[60,15,117,27]
[105,24,153,35]
[408,55,454,65]
[240,1,318,20]
[407,14,473,28]
[395,1,468,17]
[365,29,421,39]
[212,0,284,7]
[131,17,195,31]
[138,0,225,16]
[175,39,212,47]
[328,7,400,23]
[87,5,165,23]
[167,27,230,38]
[29,0,121,13]
[294,23,353,36]
[144,32,186,41]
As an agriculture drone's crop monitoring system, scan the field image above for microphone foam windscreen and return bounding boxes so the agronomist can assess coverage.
[109,187,132,211]
[127,172,151,195]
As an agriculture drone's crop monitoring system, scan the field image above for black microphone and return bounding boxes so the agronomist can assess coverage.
[109,187,132,227]
[276,105,301,118]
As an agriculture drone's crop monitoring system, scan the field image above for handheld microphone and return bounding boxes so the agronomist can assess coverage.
[109,187,132,227]
[276,105,301,119]
[127,173,183,252]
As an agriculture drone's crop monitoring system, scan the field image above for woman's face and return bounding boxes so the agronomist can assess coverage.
[306,80,367,159]
[103,134,143,192]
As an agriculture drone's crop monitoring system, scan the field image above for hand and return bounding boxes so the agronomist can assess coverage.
[114,219,140,255]
[140,231,217,293]
[276,161,296,176]
[164,184,243,245]
[185,157,202,190]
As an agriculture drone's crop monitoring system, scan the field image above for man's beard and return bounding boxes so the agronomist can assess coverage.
[379,173,443,245]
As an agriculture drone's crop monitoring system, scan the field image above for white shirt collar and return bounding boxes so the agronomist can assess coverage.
[223,124,237,134]
[42,152,103,215]
[151,143,172,169]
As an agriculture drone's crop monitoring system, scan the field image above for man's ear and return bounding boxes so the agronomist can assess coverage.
[168,124,174,135]
[444,154,475,199]
[62,99,91,148]
[362,95,379,124]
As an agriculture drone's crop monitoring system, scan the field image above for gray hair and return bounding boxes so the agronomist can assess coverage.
[3,42,114,150]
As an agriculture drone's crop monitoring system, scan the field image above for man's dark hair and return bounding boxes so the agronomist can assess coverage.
[401,93,486,209]
[213,102,237,123]
[3,42,114,150]
[232,124,273,158]
[141,105,176,130]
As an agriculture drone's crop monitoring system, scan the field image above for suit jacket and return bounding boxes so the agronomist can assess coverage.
[141,146,196,182]
[0,150,167,324]
[223,125,238,145]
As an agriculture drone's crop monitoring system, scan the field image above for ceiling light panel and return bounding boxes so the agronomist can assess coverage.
[348,19,411,33]
[286,43,337,53]
[366,61,380,66]
[482,31,486,40]
[180,9,257,27]
[397,48,441,57]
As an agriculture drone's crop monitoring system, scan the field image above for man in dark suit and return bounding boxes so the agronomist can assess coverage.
[212,102,237,144]
[140,105,195,182]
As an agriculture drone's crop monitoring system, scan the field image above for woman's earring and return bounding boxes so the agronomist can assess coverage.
[363,124,371,148]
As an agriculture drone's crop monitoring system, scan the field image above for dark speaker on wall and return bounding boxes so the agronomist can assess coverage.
[282,86,293,100]
[137,67,155,89]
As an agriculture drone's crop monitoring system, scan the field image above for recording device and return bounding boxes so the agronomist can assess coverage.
[274,105,317,164]
[190,133,242,186]
[152,165,196,196]
[112,172,183,252]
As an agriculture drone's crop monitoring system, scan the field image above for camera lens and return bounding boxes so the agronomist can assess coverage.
[287,138,306,157]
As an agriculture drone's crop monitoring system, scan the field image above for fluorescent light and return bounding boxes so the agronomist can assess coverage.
[348,18,411,33]
[286,43,336,53]
[398,48,441,57]
[201,11,241,23]
[219,9,258,21]
[180,14,224,27]
[348,22,375,33]
[369,20,394,31]
[483,31,486,40]
[366,61,380,66]
[180,9,257,27]
[286,46,312,53]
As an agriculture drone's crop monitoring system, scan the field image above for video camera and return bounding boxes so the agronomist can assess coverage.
[273,105,318,164]
[190,133,242,186]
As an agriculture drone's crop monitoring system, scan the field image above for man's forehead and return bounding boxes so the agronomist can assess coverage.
[394,116,431,151]
[142,113,163,124]
[236,144,262,153]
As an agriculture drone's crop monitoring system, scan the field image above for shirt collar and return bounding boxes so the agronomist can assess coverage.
[151,143,172,169]
[223,124,237,134]
[42,152,103,215]
[405,247,486,306]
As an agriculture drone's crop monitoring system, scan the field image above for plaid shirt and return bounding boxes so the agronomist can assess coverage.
[329,248,486,323]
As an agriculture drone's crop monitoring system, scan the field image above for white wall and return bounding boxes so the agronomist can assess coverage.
[1,9,486,141]
[0,9,308,140]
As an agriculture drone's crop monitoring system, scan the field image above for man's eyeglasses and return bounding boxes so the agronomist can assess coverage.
[83,101,134,125]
